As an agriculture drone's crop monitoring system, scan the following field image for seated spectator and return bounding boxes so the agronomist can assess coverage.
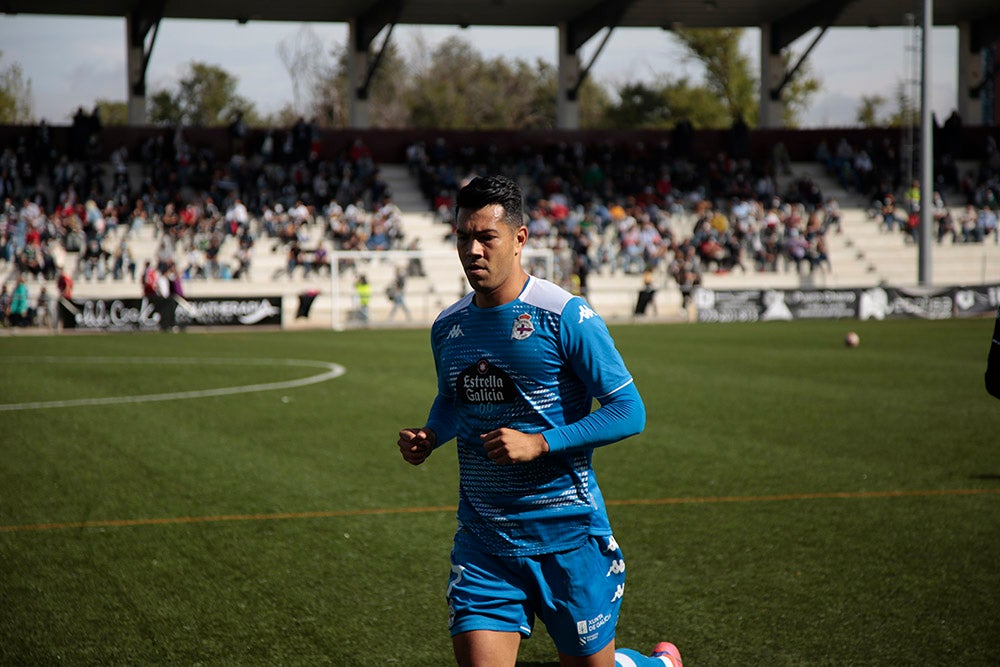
[783,229,809,274]
[931,193,955,244]
[978,207,998,244]
[366,221,390,251]
[308,243,332,277]
[33,285,52,327]
[879,194,902,233]
[77,237,108,281]
[17,237,46,279]
[204,235,223,278]
[111,238,135,281]
[960,205,980,243]
[808,234,831,274]
[822,198,842,234]
[232,242,253,280]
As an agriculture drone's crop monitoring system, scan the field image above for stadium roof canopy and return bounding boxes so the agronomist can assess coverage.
[5,0,999,127]
[3,0,998,31]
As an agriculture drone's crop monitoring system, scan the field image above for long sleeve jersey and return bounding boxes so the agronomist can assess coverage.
[426,276,645,556]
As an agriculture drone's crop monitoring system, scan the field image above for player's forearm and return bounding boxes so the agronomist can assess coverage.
[425,393,458,447]
[541,382,646,453]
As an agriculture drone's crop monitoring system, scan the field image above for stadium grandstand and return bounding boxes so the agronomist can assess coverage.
[1,0,999,330]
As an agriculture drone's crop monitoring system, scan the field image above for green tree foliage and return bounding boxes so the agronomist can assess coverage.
[407,36,553,129]
[778,52,821,128]
[405,35,608,130]
[149,61,257,127]
[576,75,613,129]
[94,99,128,127]
[602,78,730,129]
[856,94,887,127]
[0,51,34,124]
[854,82,916,128]
[602,82,672,128]
[663,28,821,128]
[886,80,918,127]
[673,28,758,125]
[308,34,607,130]
[308,36,411,128]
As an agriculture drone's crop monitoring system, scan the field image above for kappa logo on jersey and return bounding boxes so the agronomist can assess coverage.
[611,583,625,603]
[578,304,597,324]
[511,313,535,340]
[606,559,625,576]
[604,536,620,553]
[457,358,516,404]
[447,324,464,339]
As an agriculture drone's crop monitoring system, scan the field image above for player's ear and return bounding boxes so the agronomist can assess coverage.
[514,225,528,254]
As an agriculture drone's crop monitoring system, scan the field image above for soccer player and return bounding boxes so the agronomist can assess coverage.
[397,175,682,667]
[987,305,1000,399]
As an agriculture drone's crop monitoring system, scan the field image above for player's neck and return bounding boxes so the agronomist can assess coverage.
[473,272,530,309]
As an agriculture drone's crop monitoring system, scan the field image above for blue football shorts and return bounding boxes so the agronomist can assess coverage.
[446,530,626,657]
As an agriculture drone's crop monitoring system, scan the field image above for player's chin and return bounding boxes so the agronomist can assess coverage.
[465,275,489,291]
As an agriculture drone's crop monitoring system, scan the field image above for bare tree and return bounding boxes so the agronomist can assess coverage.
[277,24,330,118]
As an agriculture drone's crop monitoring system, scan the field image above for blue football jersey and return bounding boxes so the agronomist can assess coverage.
[428,276,638,556]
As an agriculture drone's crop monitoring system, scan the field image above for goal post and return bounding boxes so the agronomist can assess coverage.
[329,248,555,330]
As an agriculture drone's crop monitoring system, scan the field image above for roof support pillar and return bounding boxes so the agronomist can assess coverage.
[125,3,163,126]
[759,22,785,128]
[557,23,581,130]
[347,19,371,129]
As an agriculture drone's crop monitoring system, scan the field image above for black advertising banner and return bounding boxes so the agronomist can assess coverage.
[856,286,954,320]
[696,284,1000,322]
[952,284,1000,318]
[784,289,859,320]
[59,296,282,331]
[174,297,282,327]
[693,289,763,323]
[695,288,860,322]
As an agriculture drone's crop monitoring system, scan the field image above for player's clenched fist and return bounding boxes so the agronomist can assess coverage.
[481,428,549,464]
[398,428,437,465]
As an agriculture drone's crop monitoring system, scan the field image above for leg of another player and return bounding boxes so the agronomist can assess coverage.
[452,630,521,667]
[557,641,682,667]
[614,642,683,667]
[558,640,618,665]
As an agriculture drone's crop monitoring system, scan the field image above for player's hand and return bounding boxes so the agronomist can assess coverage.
[398,428,436,466]
[481,428,549,464]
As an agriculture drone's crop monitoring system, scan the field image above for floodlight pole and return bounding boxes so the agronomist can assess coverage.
[918,0,933,286]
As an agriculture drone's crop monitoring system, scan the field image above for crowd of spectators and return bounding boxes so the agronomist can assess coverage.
[814,111,1000,246]
[408,132,840,304]
[0,117,414,328]
[3,114,999,328]
[408,123,1000,307]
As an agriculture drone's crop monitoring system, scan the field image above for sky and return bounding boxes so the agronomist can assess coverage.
[0,14,962,127]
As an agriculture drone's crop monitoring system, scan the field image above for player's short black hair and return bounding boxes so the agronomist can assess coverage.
[456,175,524,229]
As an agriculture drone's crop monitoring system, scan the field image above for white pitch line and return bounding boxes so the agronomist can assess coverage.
[0,357,346,411]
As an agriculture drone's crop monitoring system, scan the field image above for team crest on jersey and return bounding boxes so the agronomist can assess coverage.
[511,313,535,340]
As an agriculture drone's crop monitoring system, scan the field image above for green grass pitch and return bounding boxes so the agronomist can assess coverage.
[1,318,998,665]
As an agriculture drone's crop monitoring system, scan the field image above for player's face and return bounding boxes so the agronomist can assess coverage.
[456,204,528,308]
